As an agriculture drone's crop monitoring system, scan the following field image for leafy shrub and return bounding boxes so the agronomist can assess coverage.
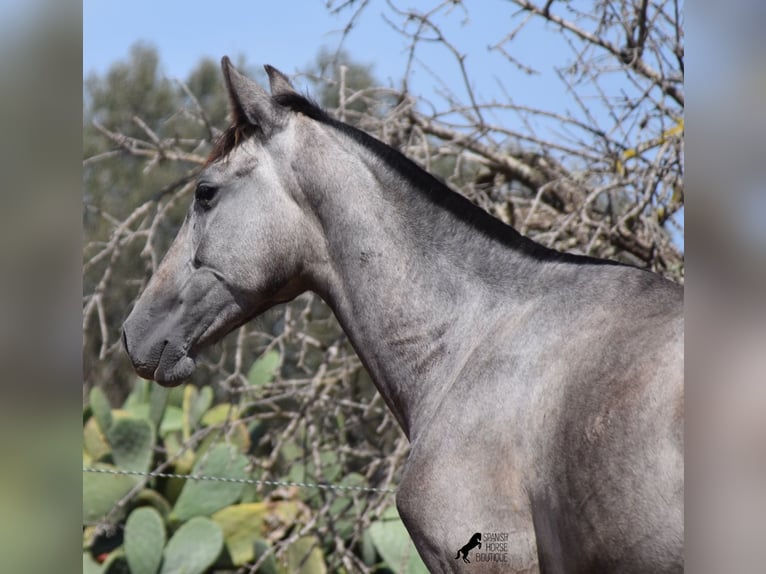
[83,352,425,573]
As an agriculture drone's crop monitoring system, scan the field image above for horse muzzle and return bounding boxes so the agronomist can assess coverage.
[122,321,197,386]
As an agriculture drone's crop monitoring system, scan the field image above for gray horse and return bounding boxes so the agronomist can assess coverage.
[123,58,683,573]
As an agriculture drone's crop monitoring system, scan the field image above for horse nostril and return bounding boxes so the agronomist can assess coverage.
[122,329,130,354]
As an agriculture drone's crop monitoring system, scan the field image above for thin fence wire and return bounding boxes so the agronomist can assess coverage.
[82,466,398,495]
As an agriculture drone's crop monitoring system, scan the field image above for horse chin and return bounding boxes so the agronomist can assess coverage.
[153,348,197,387]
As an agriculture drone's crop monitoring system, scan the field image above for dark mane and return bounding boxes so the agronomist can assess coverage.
[211,91,621,267]
[273,92,329,122]
[274,93,618,266]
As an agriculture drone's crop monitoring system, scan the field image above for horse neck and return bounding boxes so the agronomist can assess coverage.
[299,130,546,439]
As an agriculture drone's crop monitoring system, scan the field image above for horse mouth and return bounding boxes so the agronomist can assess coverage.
[152,341,197,386]
[122,329,197,386]
[122,271,254,387]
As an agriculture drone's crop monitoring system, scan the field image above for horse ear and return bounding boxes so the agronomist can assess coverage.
[264,65,297,97]
[221,56,283,134]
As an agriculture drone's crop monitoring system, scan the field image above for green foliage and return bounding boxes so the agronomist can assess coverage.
[108,415,155,472]
[89,386,113,435]
[133,488,173,520]
[84,383,235,570]
[160,517,224,574]
[319,473,367,540]
[149,384,170,431]
[286,536,327,574]
[367,507,429,574]
[211,501,300,566]
[253,539,282,574]
[83,463,139,523]
[247,350,281,387]
[171,444,249,521]
[83,552,101,574]
[83,416,110,462]
[89,384,157,473]
[125,507,165,574]
[83,375,414,572]
[182,384,213,440]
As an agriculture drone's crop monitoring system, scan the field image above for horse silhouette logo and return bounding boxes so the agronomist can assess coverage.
[455,532,482,563]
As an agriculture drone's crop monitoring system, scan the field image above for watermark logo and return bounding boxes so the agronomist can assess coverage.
[454,531,510,565]
[454,532,482,563]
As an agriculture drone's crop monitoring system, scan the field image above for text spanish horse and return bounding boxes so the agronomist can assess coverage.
[123,58,683,573]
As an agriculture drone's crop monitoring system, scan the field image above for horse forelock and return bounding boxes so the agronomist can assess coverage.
[205,92,325,167]
[205,122,258,166]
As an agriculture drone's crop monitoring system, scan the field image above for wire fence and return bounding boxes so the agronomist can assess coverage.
[83,465,398,495]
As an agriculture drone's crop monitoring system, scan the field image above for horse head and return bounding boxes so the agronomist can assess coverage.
[122,58,324,385]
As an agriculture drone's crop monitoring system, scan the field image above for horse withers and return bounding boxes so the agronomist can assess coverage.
[122,58,683,573]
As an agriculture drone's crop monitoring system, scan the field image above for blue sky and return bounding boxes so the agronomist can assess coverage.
[83,0,570,114]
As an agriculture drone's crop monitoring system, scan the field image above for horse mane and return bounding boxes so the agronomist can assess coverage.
[207,91,622,267]
[272,94,575,263]
[273,92,329,122]
[205,91,465,197]
[282,95,629,267]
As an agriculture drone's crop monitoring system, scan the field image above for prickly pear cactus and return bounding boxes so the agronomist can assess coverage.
[89,386,113,434]
[83,463,139,523]
[108,415,155,472]
[247,350,281,387]
[286,536,327,574]
[160,517,224,574]
[125,506,165,574]
[182,384,213,441]
[367,507,429,574]
[171,444,249,521]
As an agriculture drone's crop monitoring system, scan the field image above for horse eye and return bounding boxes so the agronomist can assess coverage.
[195,183,218,210]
